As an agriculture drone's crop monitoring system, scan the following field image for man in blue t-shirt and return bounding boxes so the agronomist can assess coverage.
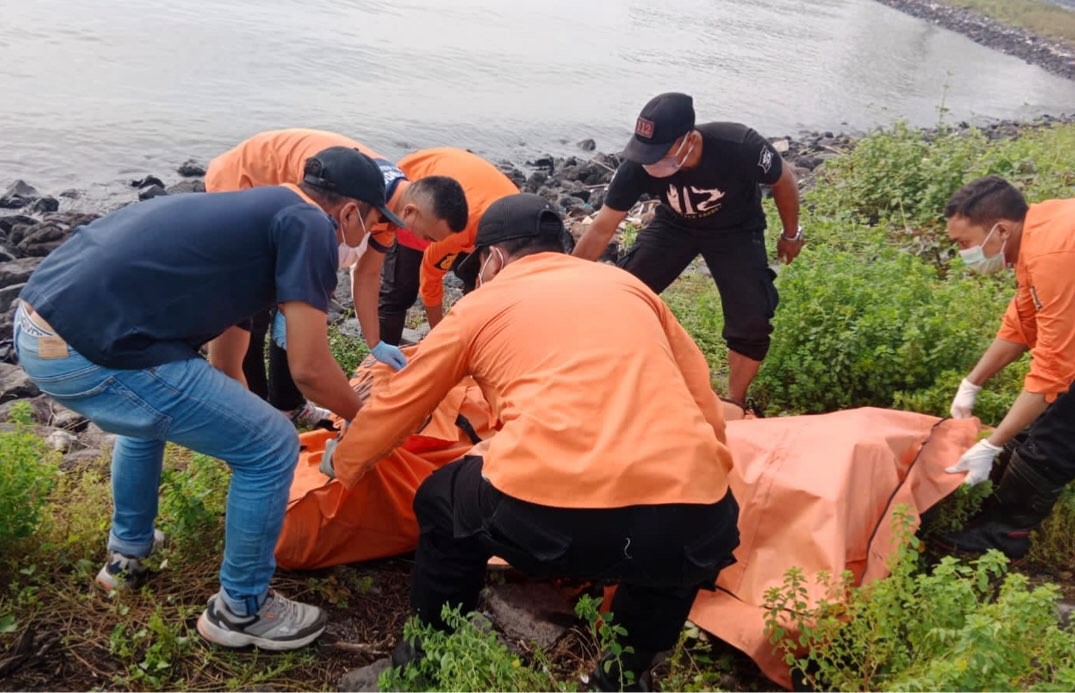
[15,146,400,651]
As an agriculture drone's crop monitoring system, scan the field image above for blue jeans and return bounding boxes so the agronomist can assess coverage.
[13,303,298,616]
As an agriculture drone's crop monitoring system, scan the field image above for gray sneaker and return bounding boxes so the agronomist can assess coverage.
[197,590,327,651]
[95,528,166,591]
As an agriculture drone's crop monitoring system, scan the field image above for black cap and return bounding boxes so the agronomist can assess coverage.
[622,92,695,165]
[302,146,405,227]
[456,193,564,274]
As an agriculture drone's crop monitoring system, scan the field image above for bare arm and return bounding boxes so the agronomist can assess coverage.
[206,325,251,387]
[771,162,802,264]
[967,337,1028,386]
[572,205,629,261]
[352,249,386,348]
[280,300,362,421]
[989,390,1048,446]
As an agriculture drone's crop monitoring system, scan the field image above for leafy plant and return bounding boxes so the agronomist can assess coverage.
[575,593,636,690]
[764,508,1075,691]
[379,604,570,692]
[0,403,59,552]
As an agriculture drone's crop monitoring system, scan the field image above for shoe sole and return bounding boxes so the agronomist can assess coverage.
[196,610,326,651]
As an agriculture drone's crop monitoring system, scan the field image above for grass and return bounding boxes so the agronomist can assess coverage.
[944,0,1075,47]
[5,120,1075,690]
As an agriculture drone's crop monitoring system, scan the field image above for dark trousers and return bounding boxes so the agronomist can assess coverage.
[410,455,740,653]
[618,209,779,362]
[379,244,425,346]
[1015,385,1075,487]
[379,244,478,346]
[240,308,303,412]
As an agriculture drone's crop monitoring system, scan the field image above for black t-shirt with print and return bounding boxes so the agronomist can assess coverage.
[604,122,782,232]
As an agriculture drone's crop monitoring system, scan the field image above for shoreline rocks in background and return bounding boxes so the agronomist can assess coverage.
[874,0,1075,81]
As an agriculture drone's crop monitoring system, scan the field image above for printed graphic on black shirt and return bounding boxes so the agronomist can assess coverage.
[605,122,782,232]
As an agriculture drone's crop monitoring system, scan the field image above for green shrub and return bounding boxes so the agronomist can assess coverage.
[0,403,59,552]
[755,243,1021,419]
[158,452,228,557]
[764,510,1075,691]
[1027,482,1075,573]
[379,605,571,692]
[329,322,370,377]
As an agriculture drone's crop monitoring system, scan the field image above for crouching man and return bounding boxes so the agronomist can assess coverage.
[324,193,741,688]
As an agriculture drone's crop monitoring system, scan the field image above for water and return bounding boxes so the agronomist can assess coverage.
[1,0,1074,208]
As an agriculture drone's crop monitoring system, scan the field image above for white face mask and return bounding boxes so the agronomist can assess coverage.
[476,248,504,289]
[959,223,1006,274]
[643,134,694,178]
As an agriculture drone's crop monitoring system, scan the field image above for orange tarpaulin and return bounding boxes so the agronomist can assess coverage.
[692,409,978,688]
[276,356,978,688]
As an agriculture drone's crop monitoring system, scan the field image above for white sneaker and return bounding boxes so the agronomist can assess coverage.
[197,590,327,651]
[288,401,332,427]
[95,528,166,591]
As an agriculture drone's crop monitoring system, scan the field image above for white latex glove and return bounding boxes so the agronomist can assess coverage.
[949,378,982,419]
[946,439,1002,486]
[319,438,338,479]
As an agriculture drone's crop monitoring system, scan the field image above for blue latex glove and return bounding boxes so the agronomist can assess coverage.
[370,341,407,371]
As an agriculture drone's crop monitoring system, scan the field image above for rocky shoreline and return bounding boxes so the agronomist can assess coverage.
[1,113,1074,466]
[875,0,1075,80]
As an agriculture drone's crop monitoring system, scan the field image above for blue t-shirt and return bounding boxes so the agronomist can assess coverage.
[20,186,338,369]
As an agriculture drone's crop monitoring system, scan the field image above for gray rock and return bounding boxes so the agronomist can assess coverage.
[337,656,392,692]
[80,423,116,452]
[400,326,429,345]
[59,189,81,199]
[1059,599,1074,630]
[0,180,39,209]
[46,429,79,453]
[0,246,16,263]
[62,447,107,470]
[0,214,36,238]
[770,138,791,154]
[138,185,168,201]
[166,179,206,195]
[0,364,39,403]
[30,197,59,214]
[48,402,88,431]
[335,318,363,339]
[482,581,574,649]
[130,175,165,189]
[577,138,596,151]
[0,282,26,313]
[0,257,42,287]
[524,171,548,194]
[177,159,207,177]
[0,396,50,424]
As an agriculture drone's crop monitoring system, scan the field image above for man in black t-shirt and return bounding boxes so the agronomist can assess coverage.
[574,92,802,414]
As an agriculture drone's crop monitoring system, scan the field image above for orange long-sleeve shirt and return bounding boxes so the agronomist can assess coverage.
[204,128,397,250]
[996,198,1075,402]
[396,147,519,308]
[333,252,732,508]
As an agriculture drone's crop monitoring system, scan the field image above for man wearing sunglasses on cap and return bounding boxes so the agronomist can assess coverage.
[14,146,396,651]
[574,93,801,417]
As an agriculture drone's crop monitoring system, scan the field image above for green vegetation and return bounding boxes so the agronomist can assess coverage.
[3,121,1075,690]
[944,0,1075,48]
[764,510,1075,691]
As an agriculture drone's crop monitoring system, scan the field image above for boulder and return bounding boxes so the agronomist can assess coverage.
[177,159,207,177]
[0,180,39,209]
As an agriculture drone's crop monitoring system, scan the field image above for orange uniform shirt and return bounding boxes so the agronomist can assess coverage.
[397,148,519,308]
[334,253,732,508]
[204,128,396,250]
[996,198,1075,402]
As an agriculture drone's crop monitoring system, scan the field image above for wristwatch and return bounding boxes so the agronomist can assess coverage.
[781,226,803,242]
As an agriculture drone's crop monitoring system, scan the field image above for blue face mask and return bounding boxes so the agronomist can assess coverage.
[959,223,1006,274]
